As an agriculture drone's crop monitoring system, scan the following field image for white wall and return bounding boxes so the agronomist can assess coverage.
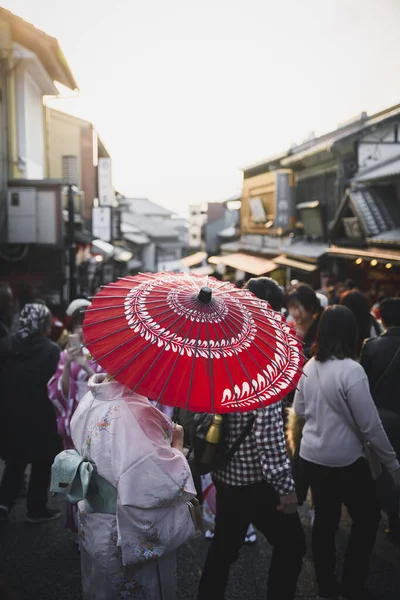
[358,122,400,171]
[188,203,207,247]
[16,68,45,179]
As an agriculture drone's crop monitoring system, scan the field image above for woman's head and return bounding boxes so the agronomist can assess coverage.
[286,285,321,329]
[340,290,371,352]
[244,277,284,312]
[66,299,90,341]
[18,303,52,339]
[313,305,358,362]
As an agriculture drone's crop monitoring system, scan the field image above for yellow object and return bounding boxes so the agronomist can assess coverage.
[370,259,378,267]
[205,414,223,444]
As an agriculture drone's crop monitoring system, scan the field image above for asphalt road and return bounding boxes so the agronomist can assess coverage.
[1,487,400,599]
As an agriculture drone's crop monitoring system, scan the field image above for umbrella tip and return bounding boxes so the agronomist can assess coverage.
[198,286,212,303]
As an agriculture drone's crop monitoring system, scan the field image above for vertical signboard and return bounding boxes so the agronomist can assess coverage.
[92,206,111,241]
[275,171,292,229]
[98,158,114,206]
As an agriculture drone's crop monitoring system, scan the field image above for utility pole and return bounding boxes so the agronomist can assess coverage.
[62,156,78,302]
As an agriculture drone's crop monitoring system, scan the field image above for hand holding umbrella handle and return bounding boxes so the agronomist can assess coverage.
[172,424,184,453]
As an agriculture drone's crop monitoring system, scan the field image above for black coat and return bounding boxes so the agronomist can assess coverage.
[0,334,61,461]
[360,327,400,455]
[360,327,400,415]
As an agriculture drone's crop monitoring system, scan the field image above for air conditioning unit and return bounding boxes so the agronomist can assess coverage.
[7,187,60,245]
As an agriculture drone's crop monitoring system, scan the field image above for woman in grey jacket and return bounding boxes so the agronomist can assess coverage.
[294,305,400,600]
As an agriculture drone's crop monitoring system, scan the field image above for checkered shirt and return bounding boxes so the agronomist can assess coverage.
[213,402,295,496]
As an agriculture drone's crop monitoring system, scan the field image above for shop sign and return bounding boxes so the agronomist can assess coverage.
[98,158,114,206]
[275,172,292,229]
[92,207,111,241]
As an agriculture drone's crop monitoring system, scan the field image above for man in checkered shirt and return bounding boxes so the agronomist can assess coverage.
[197,277,306,600]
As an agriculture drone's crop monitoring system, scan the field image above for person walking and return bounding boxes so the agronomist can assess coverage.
[294,305,400,600]
[197,403,306,599]
[340,290,382,356]
[244,276,284,312]
[286,285,323,359]
[0,304,61,524]
[360,297,400,543]
[48,299,103,532]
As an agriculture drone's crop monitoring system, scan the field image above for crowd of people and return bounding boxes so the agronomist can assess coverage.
[0,275,399,600]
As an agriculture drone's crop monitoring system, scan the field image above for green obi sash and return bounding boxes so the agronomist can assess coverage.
[50,449,117,515]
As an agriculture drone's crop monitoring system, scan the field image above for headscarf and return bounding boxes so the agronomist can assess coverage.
[18,303,51,339]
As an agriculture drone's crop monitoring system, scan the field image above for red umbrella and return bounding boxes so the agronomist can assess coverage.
[83,272,304,413]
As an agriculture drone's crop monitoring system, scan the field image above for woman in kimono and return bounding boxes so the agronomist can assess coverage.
[61,373,196,600]
[48,299,104,532]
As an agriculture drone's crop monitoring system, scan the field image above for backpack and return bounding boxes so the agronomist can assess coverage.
[190,412,255,476]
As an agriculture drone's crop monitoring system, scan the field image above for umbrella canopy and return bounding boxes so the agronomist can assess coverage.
[83,272,304,413]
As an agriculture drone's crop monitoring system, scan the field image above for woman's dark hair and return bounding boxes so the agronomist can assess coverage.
[340,290,372,354]
[67,308,86,332]
[286,284,321,315]
[380,298,400,328]
[313,305,358,362]
[244,277,284,312]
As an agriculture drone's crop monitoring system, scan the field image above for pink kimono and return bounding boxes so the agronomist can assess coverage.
[48,350,104,530]
[70,374,196,599]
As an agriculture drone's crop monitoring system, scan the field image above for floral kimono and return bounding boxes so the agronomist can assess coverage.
[48,350,104,531]
[70,374,196,600]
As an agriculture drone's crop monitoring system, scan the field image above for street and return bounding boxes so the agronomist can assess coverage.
[1,487,400,600]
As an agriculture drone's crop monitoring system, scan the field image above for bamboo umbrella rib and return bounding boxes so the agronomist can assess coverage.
[206,318,243,414]
[131,307,199,397]
[225,306,306,361]
[90,305,188,366]
[224,307,306,376]
[212,315,283,408]
[154,315,199,406]
[184,310,208,412]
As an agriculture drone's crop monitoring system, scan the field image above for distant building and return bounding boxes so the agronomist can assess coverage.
[120,198,188,273]
[188,203,207,249]
[0,7,79,305]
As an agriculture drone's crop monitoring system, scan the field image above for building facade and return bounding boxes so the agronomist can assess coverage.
[0,8,78,306]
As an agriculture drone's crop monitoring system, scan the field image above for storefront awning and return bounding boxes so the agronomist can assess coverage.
[328,246,400,264]
[274,255,318,272]
[209,253,277,276]
[92,239,115,258]
[355,155,400,183]
[123,232,150,245]
[190,265,215,276]
[113,246,134,263]
[182,251,207,268]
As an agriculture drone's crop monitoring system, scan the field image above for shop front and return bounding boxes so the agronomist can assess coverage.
[327,246,400,296]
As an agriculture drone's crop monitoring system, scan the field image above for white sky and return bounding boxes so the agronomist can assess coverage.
[4,0,400,215]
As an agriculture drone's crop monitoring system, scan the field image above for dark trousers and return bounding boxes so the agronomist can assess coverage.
[303,457,381,597]
[197,480,306,600]
[0,459,53,515]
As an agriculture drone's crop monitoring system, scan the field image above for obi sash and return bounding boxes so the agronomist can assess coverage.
[50,449,117,515]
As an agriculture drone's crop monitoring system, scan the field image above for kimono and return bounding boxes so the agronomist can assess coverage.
[48,349,105,449]
[48,349,104,531]
[70,374,196,600]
